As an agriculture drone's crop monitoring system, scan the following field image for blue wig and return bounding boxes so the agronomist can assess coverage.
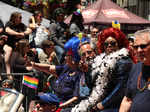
[64,36,90,62]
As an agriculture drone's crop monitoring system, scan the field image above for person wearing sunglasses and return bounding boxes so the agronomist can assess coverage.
[71,27,136,112]
[120,29,150,112]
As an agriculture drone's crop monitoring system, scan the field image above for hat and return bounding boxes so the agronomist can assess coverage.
[112,20,120,29]
[37,93,60,105]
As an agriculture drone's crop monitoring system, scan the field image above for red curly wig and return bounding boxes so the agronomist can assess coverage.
[97,27,129,54]
[97,27,137,63]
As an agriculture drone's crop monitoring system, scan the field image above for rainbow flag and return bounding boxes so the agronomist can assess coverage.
[23,76,39,90]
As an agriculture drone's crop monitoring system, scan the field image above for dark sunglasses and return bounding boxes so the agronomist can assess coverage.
[104,41,117,47]
[91,31,98,34]
[133,43,150,49]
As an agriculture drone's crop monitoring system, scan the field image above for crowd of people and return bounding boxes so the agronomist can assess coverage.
[1,0,90,19]
[0,4,150,112]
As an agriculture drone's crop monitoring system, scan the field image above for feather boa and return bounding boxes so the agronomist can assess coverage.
[71,48,129,112]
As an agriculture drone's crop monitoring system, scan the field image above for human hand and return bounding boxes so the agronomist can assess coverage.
[91,102,104,112]
[16,32,25,38]
[96,102,104,110]
[26,66,33,71]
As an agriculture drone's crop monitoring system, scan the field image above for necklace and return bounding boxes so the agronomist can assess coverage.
[137,72,150,92]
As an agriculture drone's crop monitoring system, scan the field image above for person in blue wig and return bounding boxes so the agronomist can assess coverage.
[30,39,84,111]
[64,34,91,98]
[64,33,90,62]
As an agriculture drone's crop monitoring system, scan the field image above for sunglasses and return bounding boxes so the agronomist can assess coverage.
[91,31,98,34]
[104,41,117,47]
[133,43,150,50]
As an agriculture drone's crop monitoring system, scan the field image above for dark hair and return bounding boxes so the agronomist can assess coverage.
[41,40,54,49]
[53,8,65,20]
[15,39,29,57]
[29,11,42,23]
[9,12,21,25]
[70,11,84,31]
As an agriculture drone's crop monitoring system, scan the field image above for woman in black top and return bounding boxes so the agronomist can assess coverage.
[4,12,32,79]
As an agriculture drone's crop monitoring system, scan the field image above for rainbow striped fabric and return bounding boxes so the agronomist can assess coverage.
[23,76,39,90]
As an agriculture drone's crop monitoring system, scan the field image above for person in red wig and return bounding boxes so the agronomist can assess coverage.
[71,27,136,112]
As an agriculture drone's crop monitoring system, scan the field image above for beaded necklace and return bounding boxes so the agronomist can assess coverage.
[137,72,150,92]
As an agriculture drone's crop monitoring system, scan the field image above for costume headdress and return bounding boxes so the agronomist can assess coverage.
[112,20,120,29]
[64,34,90,62]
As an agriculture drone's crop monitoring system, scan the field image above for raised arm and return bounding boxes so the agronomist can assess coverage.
[29,16,37,30]
[31,62,57,77]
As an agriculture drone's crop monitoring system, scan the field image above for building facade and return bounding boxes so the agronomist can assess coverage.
[113,0,150,20]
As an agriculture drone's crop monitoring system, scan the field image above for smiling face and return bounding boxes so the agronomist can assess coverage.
[104,36,119,54]
[80,43,95,62]
[134,32,150,65]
